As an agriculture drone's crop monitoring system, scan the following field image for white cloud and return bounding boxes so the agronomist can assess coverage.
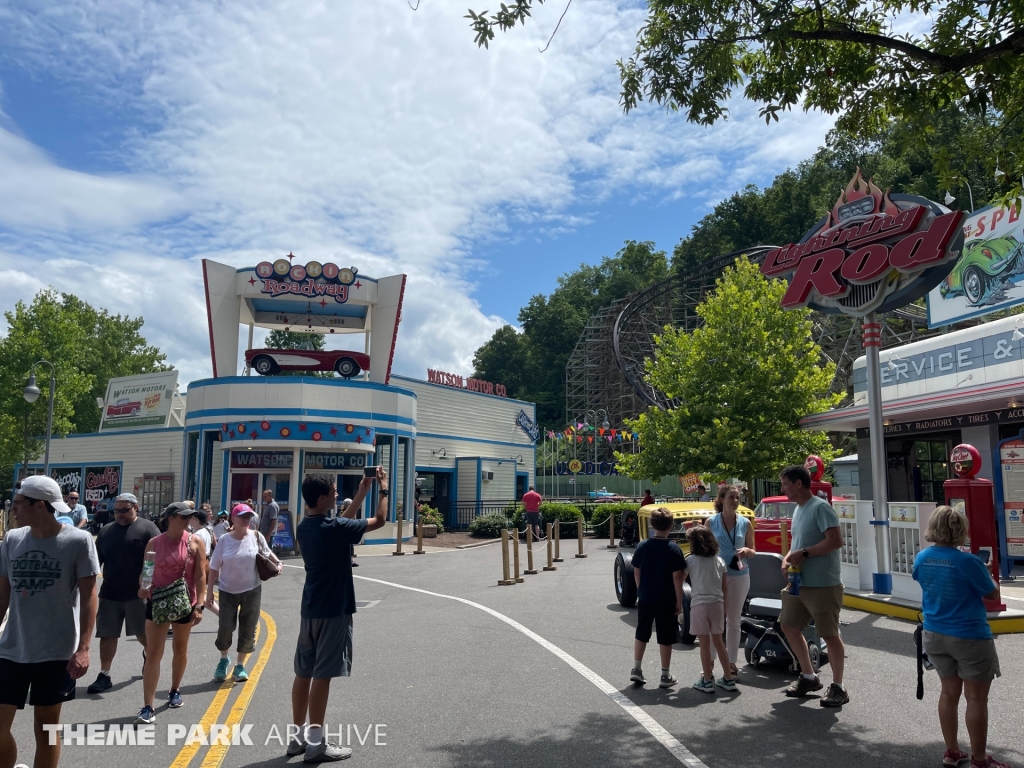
[0,0,835,383]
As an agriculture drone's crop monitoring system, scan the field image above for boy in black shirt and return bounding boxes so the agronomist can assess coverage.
[629,508,685,688]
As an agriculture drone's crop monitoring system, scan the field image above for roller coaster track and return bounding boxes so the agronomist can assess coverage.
[564,246,938,430]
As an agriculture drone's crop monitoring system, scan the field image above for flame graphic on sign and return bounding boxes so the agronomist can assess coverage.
[830,167,900,226]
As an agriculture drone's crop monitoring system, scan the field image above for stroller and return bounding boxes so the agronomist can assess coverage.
[740,553,828,672]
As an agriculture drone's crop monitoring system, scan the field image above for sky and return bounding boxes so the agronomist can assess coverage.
[0,0,836,385]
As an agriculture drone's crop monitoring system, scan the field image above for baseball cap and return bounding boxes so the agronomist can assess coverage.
[231,503,255,517]
[163,501,195,518]
[18,476,72,514]
[116,492,139,505]
[217,510,229,519]
[341,498,353,506]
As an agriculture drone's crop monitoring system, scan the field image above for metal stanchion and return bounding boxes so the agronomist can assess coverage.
[543,523,557,571]
[512,531,524,582]
[606,512,617,549]
[498,529,515,585]
[525,526,538,574]
[553,521,564,563]
[393,515,406,555]
[413,517,425,554]
[780,520,790,556]
[575,518,587,558]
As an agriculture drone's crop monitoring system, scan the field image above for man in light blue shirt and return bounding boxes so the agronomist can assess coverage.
[66,491,89,530]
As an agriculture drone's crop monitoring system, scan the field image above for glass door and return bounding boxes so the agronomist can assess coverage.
[230,473,260,508]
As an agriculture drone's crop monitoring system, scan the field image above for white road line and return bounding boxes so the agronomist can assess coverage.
[353,573,707,768]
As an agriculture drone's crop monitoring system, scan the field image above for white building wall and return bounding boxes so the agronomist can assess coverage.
[480,459,516,501]
[456,458,479,506]
[391,376,536,486]
[31,428,185,502]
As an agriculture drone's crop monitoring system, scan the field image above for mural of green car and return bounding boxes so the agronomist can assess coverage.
[940,236,1024,305]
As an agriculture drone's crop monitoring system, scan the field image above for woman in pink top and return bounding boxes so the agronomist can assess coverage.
[135,502,207,724]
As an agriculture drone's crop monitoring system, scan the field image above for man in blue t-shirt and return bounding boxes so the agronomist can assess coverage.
[289,467,388,763]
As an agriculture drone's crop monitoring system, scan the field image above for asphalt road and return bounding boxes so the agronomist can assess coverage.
[7,540,1024,768]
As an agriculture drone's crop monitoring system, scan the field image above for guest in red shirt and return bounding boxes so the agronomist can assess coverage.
[641,490,655,507]
[522,487,543,540]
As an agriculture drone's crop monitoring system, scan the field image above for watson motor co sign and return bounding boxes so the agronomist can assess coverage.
[761,170,965,317]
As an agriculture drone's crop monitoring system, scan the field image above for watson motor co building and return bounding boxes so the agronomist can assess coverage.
[18,258,537,543]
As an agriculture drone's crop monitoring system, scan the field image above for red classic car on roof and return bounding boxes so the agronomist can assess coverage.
[245,348,370,378]
[106,398,142,417]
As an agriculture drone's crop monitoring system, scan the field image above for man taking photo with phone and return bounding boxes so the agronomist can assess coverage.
[288,466,389,763]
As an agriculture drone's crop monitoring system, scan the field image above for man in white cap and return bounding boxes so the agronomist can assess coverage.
[0,475,100,768]
[87,492,161,694]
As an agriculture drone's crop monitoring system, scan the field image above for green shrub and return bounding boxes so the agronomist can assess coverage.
[512,501,584,535]
[418,504,445,534]
[590,503,641,539]
[468,512,510,538]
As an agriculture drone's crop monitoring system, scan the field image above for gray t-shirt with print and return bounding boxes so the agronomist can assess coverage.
[0,525,100,663]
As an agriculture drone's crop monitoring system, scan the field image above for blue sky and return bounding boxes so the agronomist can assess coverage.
[0,0,834,382]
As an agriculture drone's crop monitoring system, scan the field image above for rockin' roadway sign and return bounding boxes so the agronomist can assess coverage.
[761,170,965,317]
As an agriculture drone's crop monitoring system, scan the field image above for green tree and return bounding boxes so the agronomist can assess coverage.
[472,240,669,426]
[617,257,839,482]
[0,290,168,489]
[468,1,1024,207]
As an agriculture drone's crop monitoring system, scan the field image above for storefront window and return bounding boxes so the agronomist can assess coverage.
[397,437,411,520]
[141,474,174,519]
[376,436,393,520]
[185,431,200,500]
[915,440,951,502]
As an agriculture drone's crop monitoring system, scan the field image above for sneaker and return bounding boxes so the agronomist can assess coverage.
[715,677,738,692]
[819,682,850,707]
[168,689,183,708]
[659,673,678,689]
[629,668,646,685]
[692,676,714,694]
[971,757,1012,768]
[232,664,249,682]
[287,731,308,757]
[134,705,155,725]
[352,561,359,567]
[784,674,823,697]
[943,751,969,767]
[214,658,230,681]
[87,672,112,694]
[304,739,352,762]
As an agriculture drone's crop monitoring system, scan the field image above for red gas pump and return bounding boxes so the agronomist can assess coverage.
[805,455,833,503]
[943,444,1006,612]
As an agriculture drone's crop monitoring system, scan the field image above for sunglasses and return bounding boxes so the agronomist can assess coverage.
[114,507,134,513]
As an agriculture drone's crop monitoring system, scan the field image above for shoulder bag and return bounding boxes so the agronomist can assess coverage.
[255,531,282,581]
[150,537,194,624]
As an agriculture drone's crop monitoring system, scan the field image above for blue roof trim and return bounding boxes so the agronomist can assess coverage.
[185,376,417,399]
[47,427,185,440]
[187,407,415,426]
[390,375,536,409]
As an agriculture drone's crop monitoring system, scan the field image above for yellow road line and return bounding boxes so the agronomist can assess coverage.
[168,621,260,768]
[199,610,278,768]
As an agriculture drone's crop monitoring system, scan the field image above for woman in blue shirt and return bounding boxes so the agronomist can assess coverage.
[912,506,1005,768]
[707,485,755,678]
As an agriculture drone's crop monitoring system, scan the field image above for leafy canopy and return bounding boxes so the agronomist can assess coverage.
[0,290,168,488]
[468,0,1024,206]
[616,257,839,482]
[471,240,669,426]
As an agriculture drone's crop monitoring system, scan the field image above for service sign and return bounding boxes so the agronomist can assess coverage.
[926,200,1024,327]
[100,371,179,431]
[761,170,964,317]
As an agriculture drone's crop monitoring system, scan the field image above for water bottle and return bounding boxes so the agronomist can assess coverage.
[140,551,156,590]
[787,565,802,596]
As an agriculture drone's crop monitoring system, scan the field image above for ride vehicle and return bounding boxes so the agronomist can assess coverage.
[245,348,370,378]
[938,235,1024,305]
[589,487,622,499]
[613,501,755,643]
[106,398,142,417]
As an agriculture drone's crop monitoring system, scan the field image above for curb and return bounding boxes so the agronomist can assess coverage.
[456,538,505,549]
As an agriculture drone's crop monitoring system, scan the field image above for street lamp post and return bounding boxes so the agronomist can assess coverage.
[23,361,56,476]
